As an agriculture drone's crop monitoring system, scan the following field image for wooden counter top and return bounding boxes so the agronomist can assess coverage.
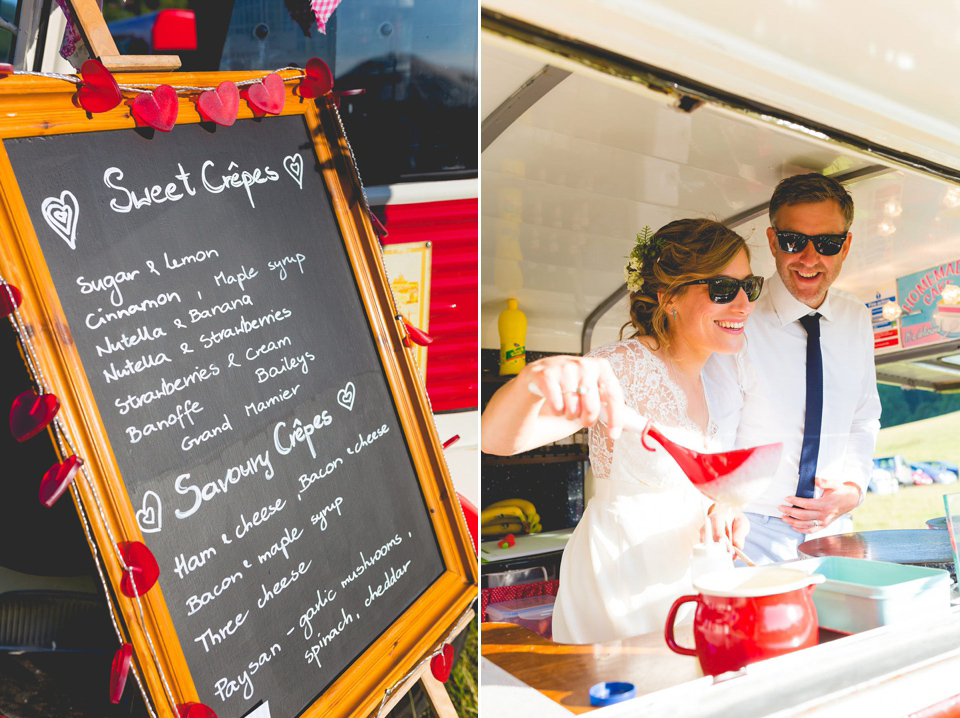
[481,622,701,713]
[481,622,846,713]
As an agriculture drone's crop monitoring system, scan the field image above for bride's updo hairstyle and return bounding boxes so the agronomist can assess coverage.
[621,218,749,347]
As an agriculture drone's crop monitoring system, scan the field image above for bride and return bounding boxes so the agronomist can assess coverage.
[481,218,764,644]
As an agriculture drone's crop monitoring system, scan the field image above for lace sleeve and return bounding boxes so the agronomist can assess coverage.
[586,338,703,479]
[586,340,665,479]
[585,345,616,479]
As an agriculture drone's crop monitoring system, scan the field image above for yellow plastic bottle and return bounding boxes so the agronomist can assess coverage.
[498,298,527,375]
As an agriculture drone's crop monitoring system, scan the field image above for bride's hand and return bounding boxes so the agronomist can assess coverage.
[703,504,749,551]
[523,356,626,438]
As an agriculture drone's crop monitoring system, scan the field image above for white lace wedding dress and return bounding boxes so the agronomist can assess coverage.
[551,338,739,644]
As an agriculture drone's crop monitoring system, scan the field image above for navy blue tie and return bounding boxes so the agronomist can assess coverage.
[797,313,822,499]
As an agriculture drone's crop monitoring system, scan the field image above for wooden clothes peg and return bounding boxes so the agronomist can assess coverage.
[64,0,182,71]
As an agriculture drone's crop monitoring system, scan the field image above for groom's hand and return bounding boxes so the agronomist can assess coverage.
[779,479,861,534]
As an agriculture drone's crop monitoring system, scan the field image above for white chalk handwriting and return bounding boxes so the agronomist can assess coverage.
[194,610,249,653]
[174,450,274,519]
[267,253,306,281]
[274,410,333,460]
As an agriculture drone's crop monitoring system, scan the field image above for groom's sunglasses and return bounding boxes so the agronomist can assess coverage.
[680,275,764,303]
[773,227,848,256]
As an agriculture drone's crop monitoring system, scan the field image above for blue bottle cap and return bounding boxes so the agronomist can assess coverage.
[588,681,636,706]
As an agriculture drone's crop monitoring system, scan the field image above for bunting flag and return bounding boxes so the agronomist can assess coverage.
[311,0,344,34]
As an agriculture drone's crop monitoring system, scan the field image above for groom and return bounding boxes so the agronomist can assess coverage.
[709,173,881,564]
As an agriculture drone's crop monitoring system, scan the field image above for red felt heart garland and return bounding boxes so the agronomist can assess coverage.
[244,72,285,115]
[132,84,179,131]
[77,59,122,113]
[197,81,240,126]
[178,703,218,718]
[10,390,60,442]
[118,541,160,597]
[298,57,334,99]
[402,317,434,347]
[430,643,455,682]
[109,643,133,704]
[39,454,83,507]
[0,283,21,317]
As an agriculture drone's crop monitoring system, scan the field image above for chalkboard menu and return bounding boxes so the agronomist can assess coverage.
[0,74,475,718]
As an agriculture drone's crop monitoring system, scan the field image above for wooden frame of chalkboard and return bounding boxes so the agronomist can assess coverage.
[0,72,476,718]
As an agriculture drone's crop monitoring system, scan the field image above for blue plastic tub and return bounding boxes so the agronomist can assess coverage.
[788,556,951,634]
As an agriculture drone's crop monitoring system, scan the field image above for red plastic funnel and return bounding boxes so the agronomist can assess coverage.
[641,423,782,506]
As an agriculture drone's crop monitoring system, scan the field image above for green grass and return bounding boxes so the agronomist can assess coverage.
[445,618,478,718]
[854,483,959,530]
[397,617,477,718]
[874,409,960,464]
[854,410,960,530]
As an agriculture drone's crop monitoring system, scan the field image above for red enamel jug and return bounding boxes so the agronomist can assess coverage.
[665,566,824,676]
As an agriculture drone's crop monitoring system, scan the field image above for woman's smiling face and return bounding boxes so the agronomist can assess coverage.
[665,248,755,361]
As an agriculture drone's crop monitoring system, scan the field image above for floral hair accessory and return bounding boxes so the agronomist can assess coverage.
[625,226,656,292]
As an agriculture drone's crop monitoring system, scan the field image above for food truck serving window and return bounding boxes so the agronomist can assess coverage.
[98,0,478,187]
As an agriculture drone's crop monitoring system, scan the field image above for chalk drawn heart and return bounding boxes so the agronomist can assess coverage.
[197,81,239,127]
[283,153,304,189]
[136,490,162,533]
[39,455,83,507]
[337,381,356,411]
[41,191,79,250]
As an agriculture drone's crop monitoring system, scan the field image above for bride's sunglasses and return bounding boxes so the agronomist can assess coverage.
[773,227,848,256]
[680,275,764,303]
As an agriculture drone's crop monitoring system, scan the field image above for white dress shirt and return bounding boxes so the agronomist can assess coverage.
[705,272,881,517]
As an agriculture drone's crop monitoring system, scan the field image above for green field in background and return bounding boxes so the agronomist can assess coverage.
[857,410,960,530]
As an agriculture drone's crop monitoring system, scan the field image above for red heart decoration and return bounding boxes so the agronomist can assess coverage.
[430,643,455,682]
[118,541,160,597]
[77,59,122,113]
[298,57,334,99]
[402,318,434,346]
[10,391,60,442]
[368,208,388,238]
[244,73,285,115]
[109,643,133,703]
[0,283,21,317]
[39,454,83,507]
[177,703,218,718]
[197,81,239,126]
[132,84,178,132]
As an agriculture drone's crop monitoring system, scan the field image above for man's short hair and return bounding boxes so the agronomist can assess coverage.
[769,173,854,231]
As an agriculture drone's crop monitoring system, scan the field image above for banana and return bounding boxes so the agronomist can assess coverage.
[481,519,523,537]
[526,511,540,526]
[481,519,524,534]
[529,522,542,533]
[480,505,527,526]
[486,498,537,518]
